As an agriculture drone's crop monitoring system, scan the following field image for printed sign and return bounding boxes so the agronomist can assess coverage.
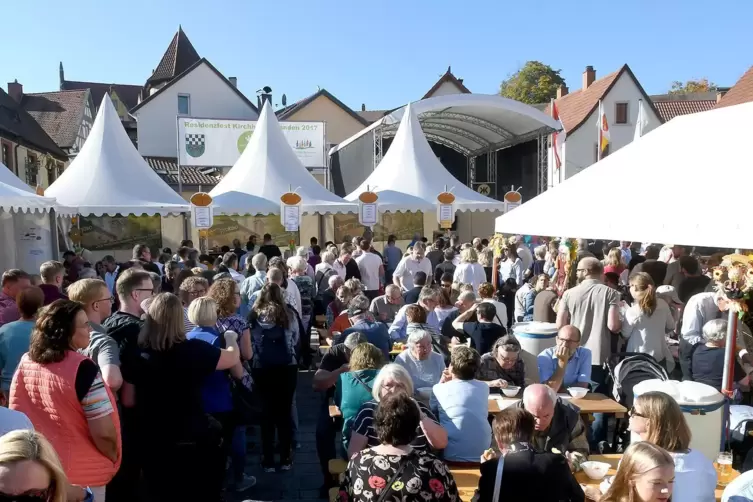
[177,118,325,167]
[79,215,162,251]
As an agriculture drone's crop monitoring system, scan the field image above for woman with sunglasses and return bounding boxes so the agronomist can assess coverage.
[0,429,91,502]
[10,300,121,502]
[628,391,716,502]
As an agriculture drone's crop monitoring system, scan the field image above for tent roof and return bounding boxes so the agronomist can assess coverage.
[46,94,189,216]
[331,93,562,157]
[209,102,356,215]
[345,103,505,213]
[494,101,753,250]
[0,162,34,193]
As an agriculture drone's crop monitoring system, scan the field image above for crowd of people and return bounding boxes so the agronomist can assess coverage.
[0,233,749,502]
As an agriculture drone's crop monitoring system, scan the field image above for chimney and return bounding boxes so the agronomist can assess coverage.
[582,66,595,90]
[458,78,464,84]
[361,103,366,111]
[229,77,237,87]
[260,93,272,107]
[7,80,23,102]
[556,84,569,98]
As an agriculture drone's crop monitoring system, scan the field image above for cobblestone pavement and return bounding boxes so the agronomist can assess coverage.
[228,369,328,502]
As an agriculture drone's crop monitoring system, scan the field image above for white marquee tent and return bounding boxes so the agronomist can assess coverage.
[0,161,34,193]
[494,102,753,250]
[209,102,356,215]
[345,103,505,213]
[46,95,189,216]
[0,175,75,274]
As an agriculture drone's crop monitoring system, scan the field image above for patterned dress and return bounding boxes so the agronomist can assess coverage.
[337,449,459,502]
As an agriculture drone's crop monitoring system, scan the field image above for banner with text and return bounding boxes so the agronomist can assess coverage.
[178,118,325,167]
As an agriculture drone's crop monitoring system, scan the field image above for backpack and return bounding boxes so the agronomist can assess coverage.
[249,315,293,369]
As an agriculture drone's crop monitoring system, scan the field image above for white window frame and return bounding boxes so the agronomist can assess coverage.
[178,94,191,116]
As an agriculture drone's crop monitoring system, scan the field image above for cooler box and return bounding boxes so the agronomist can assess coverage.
[633,379,725,462]
[511,321,558,383]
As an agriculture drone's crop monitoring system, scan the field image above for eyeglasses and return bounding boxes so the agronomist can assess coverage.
[187,289,206,297]
[93,297,114,305]
[0,490,51,502]
[629,406,646,418]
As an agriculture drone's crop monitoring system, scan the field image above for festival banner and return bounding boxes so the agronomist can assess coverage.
[207,215,298,250]
[79,215,162,251]
[333,212,424,243]
[178,118,325,167]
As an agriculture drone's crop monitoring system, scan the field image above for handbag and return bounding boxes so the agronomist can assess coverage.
[492,455,505,502]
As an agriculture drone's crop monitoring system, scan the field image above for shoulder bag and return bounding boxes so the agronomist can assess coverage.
[375,453,413,502]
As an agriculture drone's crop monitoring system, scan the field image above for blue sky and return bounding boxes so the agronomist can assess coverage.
[2,0,751,110]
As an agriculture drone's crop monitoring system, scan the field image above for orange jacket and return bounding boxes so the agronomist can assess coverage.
[10,351,121,486]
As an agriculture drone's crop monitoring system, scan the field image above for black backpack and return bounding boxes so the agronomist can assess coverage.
[249,315,293,368]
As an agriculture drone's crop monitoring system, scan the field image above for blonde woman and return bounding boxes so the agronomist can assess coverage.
[628,391,716,502]
[621,273,675,373]
[587,442,675,502]
[453,247,487,293]
[334,343,385,451]
[0,430,71,502]
[119,293,241,501]
[604,247,626,276]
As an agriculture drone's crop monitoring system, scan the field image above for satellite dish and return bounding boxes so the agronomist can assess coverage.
[282,94,287,106]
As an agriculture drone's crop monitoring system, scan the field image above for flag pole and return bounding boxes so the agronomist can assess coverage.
[597,100,602,162]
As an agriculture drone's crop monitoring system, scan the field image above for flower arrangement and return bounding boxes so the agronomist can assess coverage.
[489,234,508,258]
[712,254,753,314]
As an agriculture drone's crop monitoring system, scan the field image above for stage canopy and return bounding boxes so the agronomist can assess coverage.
[346,103,505,213]
[495,102,753,250]
[332,93,562,157]
[46,95,189,216]
[209,101,356,215]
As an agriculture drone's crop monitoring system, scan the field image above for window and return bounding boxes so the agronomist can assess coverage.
[25,154,38,186]
[615,102,628,124]
[178,94,190,115]
[1,143,10,168]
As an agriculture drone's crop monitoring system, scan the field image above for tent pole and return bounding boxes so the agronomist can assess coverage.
[720,309,737,452]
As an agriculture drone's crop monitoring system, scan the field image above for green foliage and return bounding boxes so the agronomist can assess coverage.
[669,78,717,94]
[499,61,566,104]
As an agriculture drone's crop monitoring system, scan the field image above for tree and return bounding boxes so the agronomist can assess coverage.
[499,61,566,104]
[669,78,717,94]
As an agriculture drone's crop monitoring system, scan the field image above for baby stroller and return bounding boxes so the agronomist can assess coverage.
[605,352,669,452]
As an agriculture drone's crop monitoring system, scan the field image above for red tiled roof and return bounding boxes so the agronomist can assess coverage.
[144,156,220,186]
[22,89,89,149]
[716,66,753,108]
[0,87,68,159]
[146,27,201,87]
[544,64,663,133]
[650,93,717,121]
[422,67,471,99]
[543,69,621,133]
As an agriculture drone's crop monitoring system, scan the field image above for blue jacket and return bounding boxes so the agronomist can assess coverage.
[186,326,233,413]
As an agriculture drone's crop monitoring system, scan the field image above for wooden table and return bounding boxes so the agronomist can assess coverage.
[449,467,481,502]
[488,393,627,417]
[453,454,737,502]
[576,454,736,501]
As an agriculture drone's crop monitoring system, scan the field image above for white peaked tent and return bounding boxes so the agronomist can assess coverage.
[0,161,34,193]
[46,95,189,215]
[346,103,505,213]
[494,101,753,250]
[210,102,356,215]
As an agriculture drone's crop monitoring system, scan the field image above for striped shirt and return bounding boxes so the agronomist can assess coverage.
[81,372,114,420]
[352,399,438,452]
